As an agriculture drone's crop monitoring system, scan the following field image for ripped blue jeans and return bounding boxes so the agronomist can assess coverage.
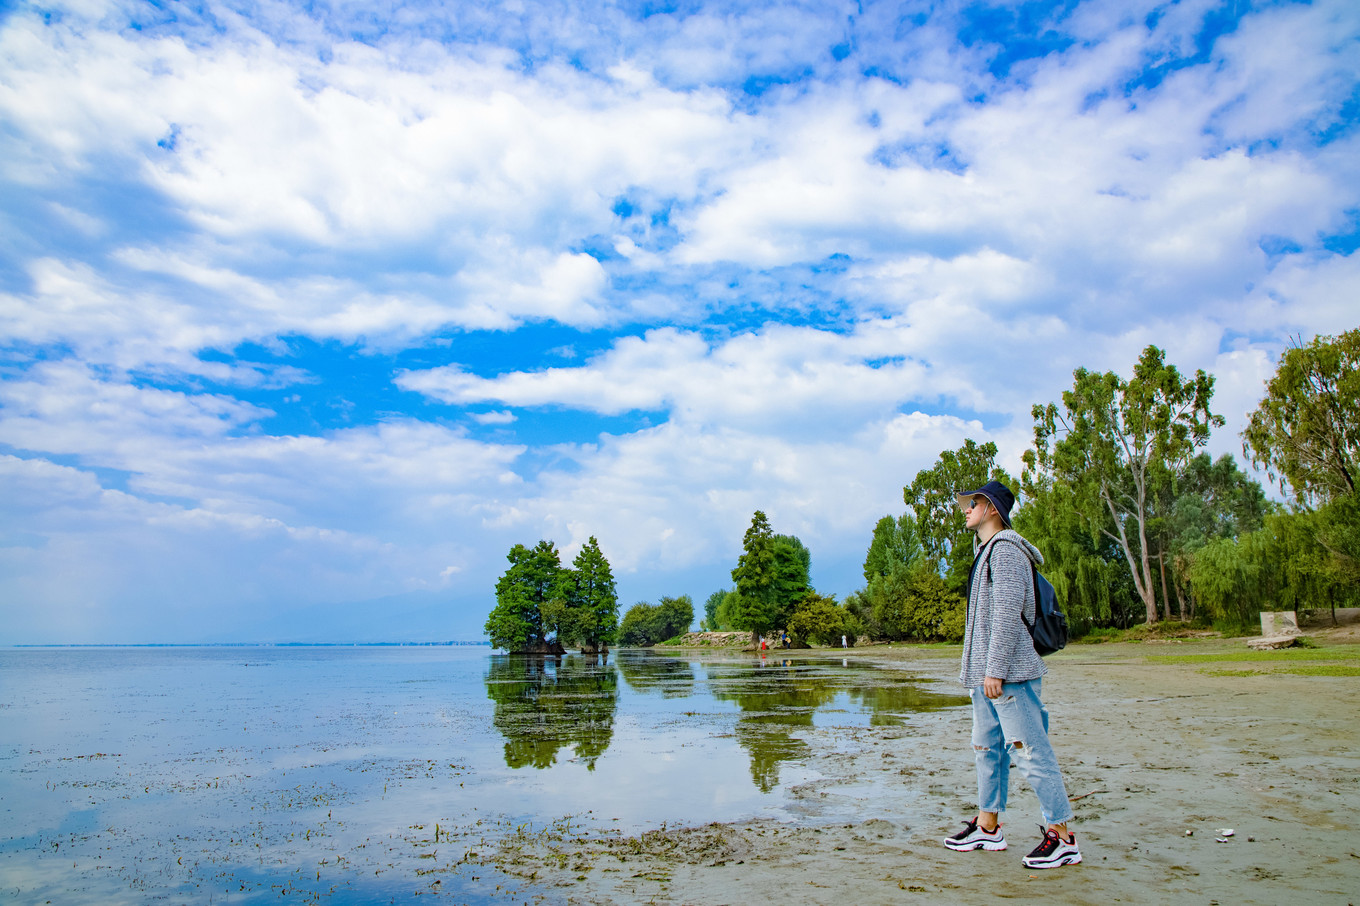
[969,677,1074,826]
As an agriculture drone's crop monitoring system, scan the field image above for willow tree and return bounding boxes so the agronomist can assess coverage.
[1015,473,1139,631]
[1242,328,1360,591]
[1026,345,1222,625]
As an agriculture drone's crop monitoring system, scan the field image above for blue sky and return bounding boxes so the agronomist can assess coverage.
[2,0,1357,643]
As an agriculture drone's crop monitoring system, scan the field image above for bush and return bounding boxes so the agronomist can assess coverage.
[869,568,965,642]
[618,595,694,647]
[787,592,848,647]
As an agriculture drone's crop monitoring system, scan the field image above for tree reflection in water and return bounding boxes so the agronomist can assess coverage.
[484,654,617,770]
[486,652,969,791]
[843,680,969,726]
[615,649,698,697]
[706,659,839,792]
[707,658,969,792]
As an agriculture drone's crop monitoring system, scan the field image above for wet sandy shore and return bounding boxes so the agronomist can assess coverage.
[492,632,1360,905]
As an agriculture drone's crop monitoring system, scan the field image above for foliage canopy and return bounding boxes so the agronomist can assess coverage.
[1026,345,1222,623]
[1243,328,1360,504]
[485,537,619,652]
[904,439,1012,590]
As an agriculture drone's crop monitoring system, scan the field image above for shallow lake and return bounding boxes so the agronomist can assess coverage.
[0,645,967,903]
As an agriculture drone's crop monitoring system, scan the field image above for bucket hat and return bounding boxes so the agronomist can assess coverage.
[956,480,1015,528]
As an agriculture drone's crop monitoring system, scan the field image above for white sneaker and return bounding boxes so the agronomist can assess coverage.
[1021,826,1082,868]
[943,818,1007,851]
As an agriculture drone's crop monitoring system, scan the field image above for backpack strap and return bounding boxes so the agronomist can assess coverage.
[982,536,1039,628]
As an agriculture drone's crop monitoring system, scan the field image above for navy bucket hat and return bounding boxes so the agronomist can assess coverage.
[956,479,1015,528]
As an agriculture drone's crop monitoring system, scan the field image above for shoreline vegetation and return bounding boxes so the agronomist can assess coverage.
[490,334,1358,659]
[653,607,1360,652]
[485,617,1360,905]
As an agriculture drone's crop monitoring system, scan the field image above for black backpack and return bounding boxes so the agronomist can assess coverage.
[988,539,1069,656]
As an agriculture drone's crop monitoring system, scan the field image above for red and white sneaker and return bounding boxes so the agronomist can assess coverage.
[1022,826,1082,868]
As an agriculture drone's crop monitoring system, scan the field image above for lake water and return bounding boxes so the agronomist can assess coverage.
[0,645,967,904]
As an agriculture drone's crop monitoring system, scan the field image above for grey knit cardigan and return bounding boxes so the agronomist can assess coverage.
[959,529,1048,688]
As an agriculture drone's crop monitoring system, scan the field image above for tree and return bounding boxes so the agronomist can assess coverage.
[561,536,618,653]
[1242,329,1360,588]
[841,588,877,640]
[863,514,925,585]
[1243,328,1360,503]
[656,595,695,639]
[1157,454,1270,621]
[899,571,966,642]
[618,603,656,647]
[905,440,1013,590]
[868,568,965,642]
[858,511,932,642]
[485,540,567,653]
[729,511,781,646]
[787,592,846,647]
[1014,474,1141,632]
[770,534,812,619]
[1026,345,1223,624]
[618,596,694,646]
[701,588,731,631]
[1188,506,1360,631]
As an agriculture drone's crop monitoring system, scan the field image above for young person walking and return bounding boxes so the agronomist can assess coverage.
[942,480,1081,869]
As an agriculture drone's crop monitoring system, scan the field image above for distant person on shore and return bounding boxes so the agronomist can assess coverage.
[942,480,1081,869]
[841,635,847,648]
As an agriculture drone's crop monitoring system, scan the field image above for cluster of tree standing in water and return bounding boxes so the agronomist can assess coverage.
[485,328,1360,652]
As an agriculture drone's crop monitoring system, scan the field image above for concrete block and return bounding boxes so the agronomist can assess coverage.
[1260,611,1300,637]
[1247,634,1303,650]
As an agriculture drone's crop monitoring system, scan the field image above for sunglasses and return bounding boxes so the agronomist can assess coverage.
[966,497,988,512]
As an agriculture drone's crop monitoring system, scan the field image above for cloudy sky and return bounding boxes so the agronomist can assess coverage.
[1,0,1357,644]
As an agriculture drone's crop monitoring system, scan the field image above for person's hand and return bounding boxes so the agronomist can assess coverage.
[984,676,1004,699]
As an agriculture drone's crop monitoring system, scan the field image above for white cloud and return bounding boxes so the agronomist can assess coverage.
[470,410,517,425]
[400,324,956,432]
[1,13,752,244]
[0,363,525,529]
[479,409,991,580]
[1247,250,1360,339]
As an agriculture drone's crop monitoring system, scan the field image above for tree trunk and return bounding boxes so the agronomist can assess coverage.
[1137,513,1158,625]
[1103,486,1158,624]
[1158,553,1172,622]
[512,640,566,655]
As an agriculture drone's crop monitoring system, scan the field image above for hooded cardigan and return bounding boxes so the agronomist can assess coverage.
[959,528,1047,688]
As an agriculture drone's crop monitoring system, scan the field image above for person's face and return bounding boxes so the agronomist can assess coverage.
[962,495,992,531]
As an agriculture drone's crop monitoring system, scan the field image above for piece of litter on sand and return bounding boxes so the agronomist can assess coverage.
[1216,828,1234,837]
[1184,830,1193,836]
[1215,837,1230,843]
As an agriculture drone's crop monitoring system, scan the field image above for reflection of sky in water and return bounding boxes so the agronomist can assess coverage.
[0,647,966,903]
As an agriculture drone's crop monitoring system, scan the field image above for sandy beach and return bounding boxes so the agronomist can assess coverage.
[489,623,1360,905]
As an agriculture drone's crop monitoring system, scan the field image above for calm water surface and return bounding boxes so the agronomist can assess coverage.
[0,646,966,904]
